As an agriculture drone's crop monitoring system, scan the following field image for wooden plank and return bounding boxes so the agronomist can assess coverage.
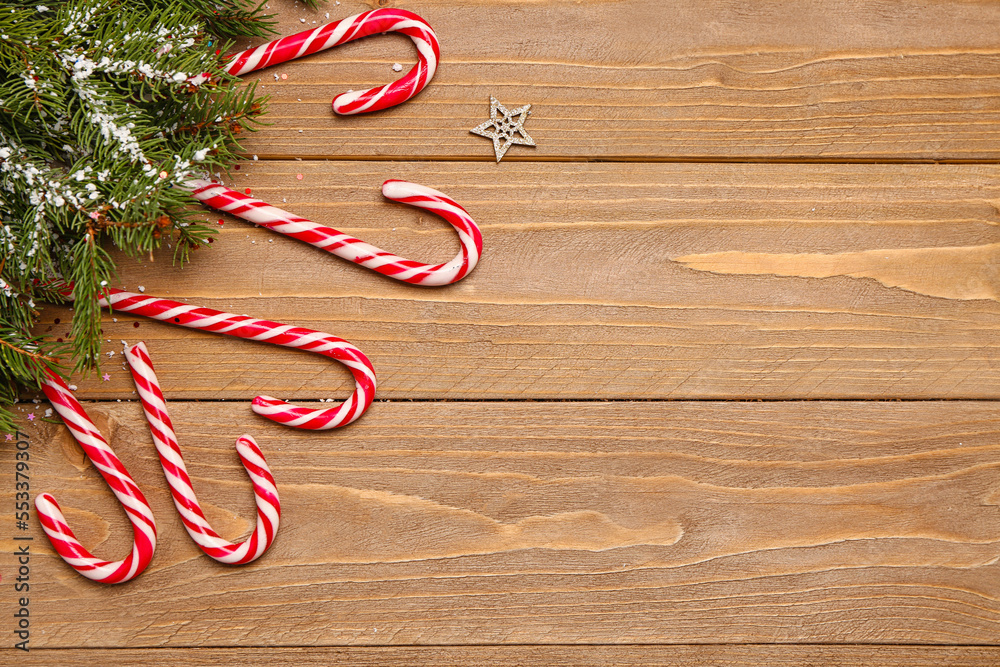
[234,0,1000,161]
[8,645,1000,666]
[42,161,1000,401]
[4,400,1000,646]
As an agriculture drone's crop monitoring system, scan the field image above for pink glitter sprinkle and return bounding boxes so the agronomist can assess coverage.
[296,174,303,180]
[280,73,288,80]
[159,171,169,179]
[89,211,100,220]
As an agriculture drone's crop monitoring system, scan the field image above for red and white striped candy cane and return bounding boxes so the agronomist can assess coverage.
[211,10,483,286]
[125,343,280,564]
[97,288,375,429]
[225,8,439,115]
[187,179,482,286]
[35,369,157,584]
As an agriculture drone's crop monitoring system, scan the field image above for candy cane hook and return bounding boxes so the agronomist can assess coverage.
[125,343,280,564]
[35,370,157,583]
[97,288,376,430]
[225,8,440,115]
[187,179,482,286]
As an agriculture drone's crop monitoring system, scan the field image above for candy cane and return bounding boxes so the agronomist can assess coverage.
[186,179,482,286]
[94,288,376,429]
[226,8,439,115]
[210,9,483,286]
[35,369,157,584]
[125,342,280,564]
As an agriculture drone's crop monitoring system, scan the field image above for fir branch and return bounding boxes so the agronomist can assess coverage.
[0,334,59,366]
[0,0,305,432]
[0,315,67,432]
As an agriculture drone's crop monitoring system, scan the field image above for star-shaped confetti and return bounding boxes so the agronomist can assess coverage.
[5,434,12,441]
[26,413,35,421]
[470,96,536,162]
[102,373,111,381]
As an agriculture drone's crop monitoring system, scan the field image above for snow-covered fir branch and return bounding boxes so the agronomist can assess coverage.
[0,0,282,433]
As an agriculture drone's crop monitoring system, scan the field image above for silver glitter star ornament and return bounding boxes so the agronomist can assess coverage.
[470,96,536,162]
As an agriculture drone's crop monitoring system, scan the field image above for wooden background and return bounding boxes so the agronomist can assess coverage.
[3,0,1000,664]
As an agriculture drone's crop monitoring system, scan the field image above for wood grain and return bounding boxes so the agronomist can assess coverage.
[12,1,1000,661]
[8,645,1000,667]
[4,401,1000,646]
[234,0,1000,161]
[41,161,1000,401]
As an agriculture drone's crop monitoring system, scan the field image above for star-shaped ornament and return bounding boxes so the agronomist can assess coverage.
[470,96,536,162]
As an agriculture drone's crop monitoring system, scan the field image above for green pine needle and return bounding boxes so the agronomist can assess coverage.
[0,0,321,432]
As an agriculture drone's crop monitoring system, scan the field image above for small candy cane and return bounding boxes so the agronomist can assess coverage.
[226,8,439,115]
[187,179,482,286]
[35,369,157,584]
[98,288,376,429]
[125,342,280,564]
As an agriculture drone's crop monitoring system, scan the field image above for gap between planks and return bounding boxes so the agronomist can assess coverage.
[243,154,1000,165]
[5,645,1000,667]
